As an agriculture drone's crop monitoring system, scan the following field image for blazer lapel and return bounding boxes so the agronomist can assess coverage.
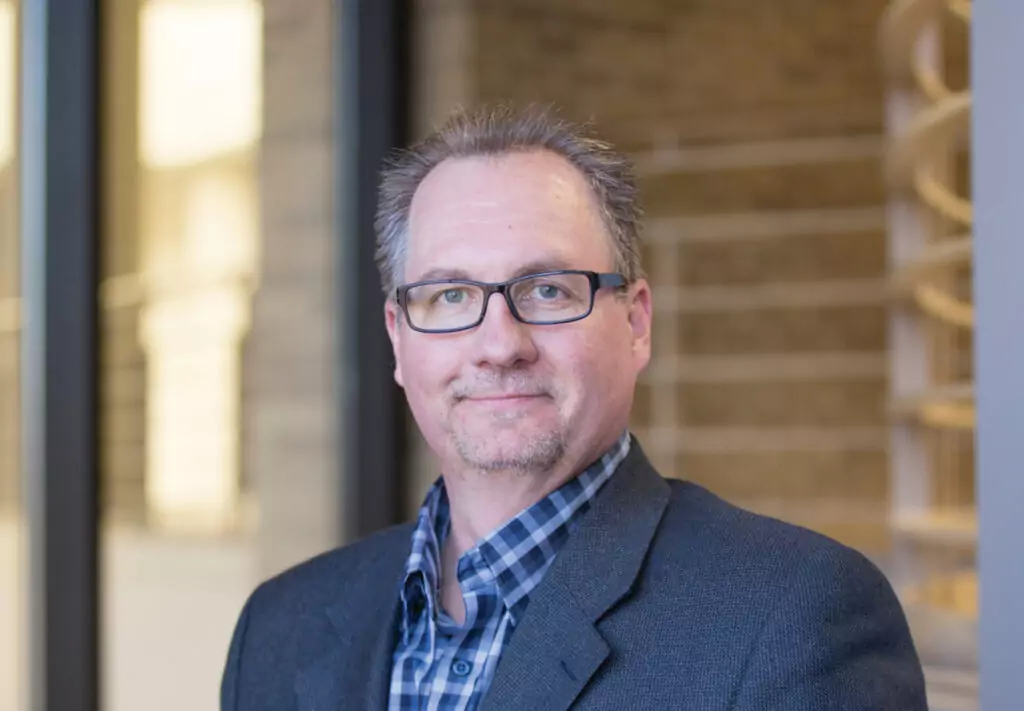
[481,440,670,711]
[295,526,412,711]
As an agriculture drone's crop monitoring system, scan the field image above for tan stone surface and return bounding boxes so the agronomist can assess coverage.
[246,0,343,578]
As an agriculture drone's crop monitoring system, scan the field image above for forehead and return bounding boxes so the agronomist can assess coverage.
[404,150,613,282]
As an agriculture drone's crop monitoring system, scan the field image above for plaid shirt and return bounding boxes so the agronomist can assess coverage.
[387,432,631,711]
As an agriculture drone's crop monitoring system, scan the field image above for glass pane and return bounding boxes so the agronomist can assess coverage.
[100,3,262,710]
[0,1,23,709]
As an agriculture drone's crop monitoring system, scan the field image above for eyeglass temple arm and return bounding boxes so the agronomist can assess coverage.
[597,273,627,289]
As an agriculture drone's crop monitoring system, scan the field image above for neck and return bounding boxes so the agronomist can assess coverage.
[442,464,570,560]
[440,430,623,559]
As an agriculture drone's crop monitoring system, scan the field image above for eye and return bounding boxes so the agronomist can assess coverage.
[441,289,465,304]
[533,283,565,300]
[428,286,473,306]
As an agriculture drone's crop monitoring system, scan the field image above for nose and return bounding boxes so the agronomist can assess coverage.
[471,291,538,368]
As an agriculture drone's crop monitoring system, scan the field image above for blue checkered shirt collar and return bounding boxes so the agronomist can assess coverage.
[401,431,631,627]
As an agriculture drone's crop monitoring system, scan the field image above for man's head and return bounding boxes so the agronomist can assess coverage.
[379,105,652,478]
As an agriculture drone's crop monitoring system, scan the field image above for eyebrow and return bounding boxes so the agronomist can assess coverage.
[412,257,575,284]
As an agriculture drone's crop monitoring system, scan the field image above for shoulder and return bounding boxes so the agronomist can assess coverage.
[591,471,924,707]
[247,522,414,617]
[652,478,890,593]
[635,477,908,658]
[219,524,415,707]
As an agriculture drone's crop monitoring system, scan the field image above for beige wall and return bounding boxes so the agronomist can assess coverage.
[246,0,343,578]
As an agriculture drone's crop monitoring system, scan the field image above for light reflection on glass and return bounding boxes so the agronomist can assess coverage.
[139,1,262,168]
[0,2,12,169]
[136,0,262,532]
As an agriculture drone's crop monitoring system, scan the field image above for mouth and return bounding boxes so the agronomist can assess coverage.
[462,393,547,403]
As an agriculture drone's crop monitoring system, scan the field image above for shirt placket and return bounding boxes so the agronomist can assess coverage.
[440,552,497,710]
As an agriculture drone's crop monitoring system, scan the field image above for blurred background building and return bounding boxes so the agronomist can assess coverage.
[2,1,1019,710]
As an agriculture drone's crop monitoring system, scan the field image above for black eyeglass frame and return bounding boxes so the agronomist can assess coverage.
[394,269,628,334]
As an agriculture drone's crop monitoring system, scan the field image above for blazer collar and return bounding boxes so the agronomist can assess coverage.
[480,437,670,711]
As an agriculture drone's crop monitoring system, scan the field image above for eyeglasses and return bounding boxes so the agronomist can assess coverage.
[395,270,627,334]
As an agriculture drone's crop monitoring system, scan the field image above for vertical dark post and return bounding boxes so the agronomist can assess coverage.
[335,0,411,539]
[20,2,101,710]
[974,1,1024,707]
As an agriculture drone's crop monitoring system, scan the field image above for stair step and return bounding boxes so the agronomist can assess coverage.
[640,154,884,214]
[669,304,886,355]
[646,229,886,287]
[635,378,885,430]
[642,352,886,384]
[672,450,889,502]
[636,425,888,455]
[646,206,887,245]
[633,135,883,175]
[658,279,886,313]
[679,379,887,427]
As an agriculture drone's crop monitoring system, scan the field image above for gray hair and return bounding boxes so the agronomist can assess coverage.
[374,104,644,296]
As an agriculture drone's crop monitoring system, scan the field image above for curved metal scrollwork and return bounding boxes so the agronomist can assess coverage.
[882,0,973,410]
[881,0,977,696]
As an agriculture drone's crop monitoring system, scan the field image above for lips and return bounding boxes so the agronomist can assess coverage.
[460,395,549,409]
[464,393,545,401]
[449,377,550,403]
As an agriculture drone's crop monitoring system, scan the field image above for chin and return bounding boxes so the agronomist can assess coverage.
[451,423,567,473]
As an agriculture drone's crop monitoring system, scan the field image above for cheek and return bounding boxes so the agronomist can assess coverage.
[397,350,447,440]
[547,327,627,400]
[398,338,455,401]
[583,325,637,401]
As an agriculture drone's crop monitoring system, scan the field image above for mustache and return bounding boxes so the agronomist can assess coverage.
[449,372,551,401]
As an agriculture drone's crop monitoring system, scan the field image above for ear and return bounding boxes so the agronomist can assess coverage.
[627,279,653,370]
[384,300,405,388]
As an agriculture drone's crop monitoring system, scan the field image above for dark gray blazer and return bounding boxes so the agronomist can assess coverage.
[220,439,928,710]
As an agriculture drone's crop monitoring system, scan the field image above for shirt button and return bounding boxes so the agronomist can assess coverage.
[451,659,473,677]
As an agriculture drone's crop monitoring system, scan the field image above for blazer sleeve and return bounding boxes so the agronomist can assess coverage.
[221,592,255,711]
[731,543,929,711]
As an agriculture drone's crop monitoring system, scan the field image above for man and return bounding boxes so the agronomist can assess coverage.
[221,105,928,710]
